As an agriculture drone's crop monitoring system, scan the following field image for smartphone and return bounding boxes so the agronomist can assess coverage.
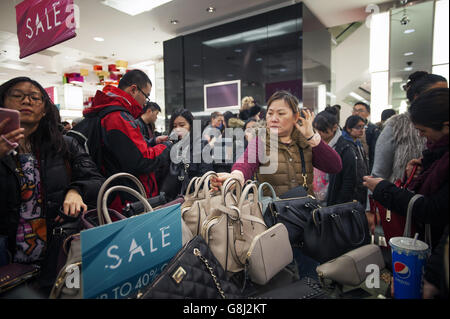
[299,108,306,119]
[0,108,20,134]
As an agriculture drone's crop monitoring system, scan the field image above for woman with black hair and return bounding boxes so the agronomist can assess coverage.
[366,72,448,231]
[312,106,342,204]
[327,115,369,207]
[404,72,447,102]
[0,77,104,295]
[364,88,449,299]
[160,108,213,201]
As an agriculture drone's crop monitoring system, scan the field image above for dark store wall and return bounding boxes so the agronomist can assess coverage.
[163,3,330,121]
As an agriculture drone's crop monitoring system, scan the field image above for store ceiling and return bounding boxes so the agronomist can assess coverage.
[0,0,395,86]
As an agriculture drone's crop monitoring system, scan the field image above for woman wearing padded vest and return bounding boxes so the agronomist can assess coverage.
[211,90,342,280]
[211,90,342,196]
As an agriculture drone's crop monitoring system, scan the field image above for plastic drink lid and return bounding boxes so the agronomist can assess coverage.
[390,237,429,251]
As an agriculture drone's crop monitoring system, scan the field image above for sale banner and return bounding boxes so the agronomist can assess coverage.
[81,204,182,299]
[15,0,77,59]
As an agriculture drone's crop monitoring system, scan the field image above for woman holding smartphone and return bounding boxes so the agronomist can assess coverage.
[0,77,104,296]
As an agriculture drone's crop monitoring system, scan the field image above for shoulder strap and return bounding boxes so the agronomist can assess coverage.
[96,105,128,119]
[296,144,308,188]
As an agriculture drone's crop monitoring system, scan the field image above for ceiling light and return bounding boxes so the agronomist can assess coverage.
[170,19,179,24]
[203,20,297,48]
[93,37,105,42]
[206,7,216,13]
[404,29,415,34]
[404,52,414,56]
[349,91,369,104]
[101,0,174,16]
[404,66,413,71]
[36,65,44,69]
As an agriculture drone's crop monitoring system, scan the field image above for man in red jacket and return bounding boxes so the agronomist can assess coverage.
[83,69,170,212]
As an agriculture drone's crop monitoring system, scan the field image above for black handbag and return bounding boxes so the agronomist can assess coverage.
[122,192,168,217]
[138,236,242,299]
[264,196,321,246]
[302,201,371,263]
[38,209,82,289]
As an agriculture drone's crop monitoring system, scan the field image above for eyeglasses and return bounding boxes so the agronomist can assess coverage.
[352,108,366,114]
[8,90,44,104]
[353,125,367,130]
[136,86,151,103]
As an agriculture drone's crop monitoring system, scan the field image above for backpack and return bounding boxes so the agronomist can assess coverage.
[67,106,126,172]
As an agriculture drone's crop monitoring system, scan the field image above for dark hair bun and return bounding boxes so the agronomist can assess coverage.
[325,105,338,115]
[408,71,429,83]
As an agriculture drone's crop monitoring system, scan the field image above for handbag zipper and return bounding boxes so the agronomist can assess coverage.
[270,195,318,217]
[310,200,359,226]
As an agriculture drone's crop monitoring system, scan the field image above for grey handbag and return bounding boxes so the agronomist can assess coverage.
[316,244,385,287]
[258,182,278,216]
[245,223,293,285]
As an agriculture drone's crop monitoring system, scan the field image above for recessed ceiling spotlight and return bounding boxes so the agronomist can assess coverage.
[93,37,105,42]
[404,52,414,56]
[170,19,179,24]
[404,29,415,34]
[206,7,216,13]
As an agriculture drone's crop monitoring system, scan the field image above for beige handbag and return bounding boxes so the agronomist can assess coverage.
[246,223,293,285]
[316,244,385,287]
[201,181,267,273]
[182,171,241,236]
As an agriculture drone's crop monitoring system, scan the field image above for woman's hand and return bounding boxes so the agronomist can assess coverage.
[422,279,440,299]
[294,108,315,139]
[210,172,232,192]
[0,118,24,158]
[210,171,244,192]
[363,176,384,192]
[405,158,422,179]
[155,135,169,144]
[365,211,376,235]
[56,189,87,223]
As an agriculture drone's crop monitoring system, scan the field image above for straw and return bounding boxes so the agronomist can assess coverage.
[412,233,419,246]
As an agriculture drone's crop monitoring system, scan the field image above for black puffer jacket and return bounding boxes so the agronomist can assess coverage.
[160,138,213,201]
[327,135,369,207]
[0,136,104,274]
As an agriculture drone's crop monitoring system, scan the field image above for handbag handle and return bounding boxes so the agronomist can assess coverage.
[403,194,423,237]
[258,182,277,202]
[185,176,200,197]
[192,171,217,198]
[238,182,259,210]
[402,164,419,189]
[221,177,243,205]
[193,248,227,299]
[102,186,153,224]
[96,173,147,225]
[331,210,367,247]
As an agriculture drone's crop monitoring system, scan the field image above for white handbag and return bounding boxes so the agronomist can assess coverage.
[246,223,293,285]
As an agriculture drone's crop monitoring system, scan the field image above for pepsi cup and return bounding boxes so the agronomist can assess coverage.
[390,237,430,299]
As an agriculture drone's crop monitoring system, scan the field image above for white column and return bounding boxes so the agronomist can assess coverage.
[432,0,449,83]
[369,11,390,123]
